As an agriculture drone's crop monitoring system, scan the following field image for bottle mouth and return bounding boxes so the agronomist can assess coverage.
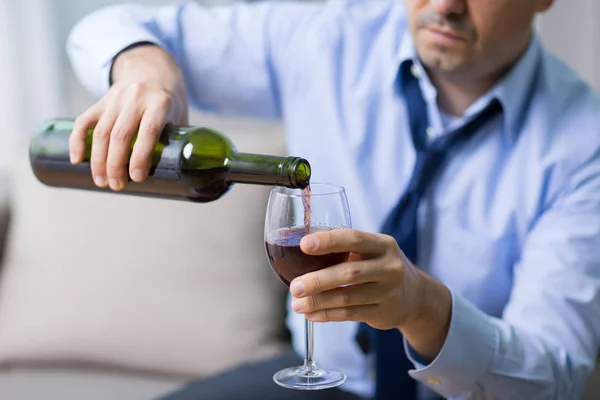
[286,157,311,189]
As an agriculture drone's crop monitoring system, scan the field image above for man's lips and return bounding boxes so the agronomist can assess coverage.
[424,26,468,43]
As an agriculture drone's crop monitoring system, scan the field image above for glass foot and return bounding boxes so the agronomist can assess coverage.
[273,364,347,390]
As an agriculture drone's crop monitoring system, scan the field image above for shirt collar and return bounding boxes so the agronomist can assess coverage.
[388,31,543,142]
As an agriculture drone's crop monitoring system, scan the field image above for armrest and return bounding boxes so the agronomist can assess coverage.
[0,176,10,263]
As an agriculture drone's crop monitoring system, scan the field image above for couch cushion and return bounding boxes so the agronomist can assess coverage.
[0,116,289,379]
[0,369,183,400]
[0,176,9,264]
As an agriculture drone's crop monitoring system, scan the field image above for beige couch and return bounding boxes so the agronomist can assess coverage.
[0,115,292,399]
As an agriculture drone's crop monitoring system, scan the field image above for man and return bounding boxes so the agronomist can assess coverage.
[66,0,600,399]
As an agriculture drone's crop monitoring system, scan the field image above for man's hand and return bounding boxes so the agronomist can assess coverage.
[289,229,453,361]
[69,44,189,191]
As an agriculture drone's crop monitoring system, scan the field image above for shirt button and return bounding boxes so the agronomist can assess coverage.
[425,377,441,385]
[410,64,421,78]
[426,126,436,139]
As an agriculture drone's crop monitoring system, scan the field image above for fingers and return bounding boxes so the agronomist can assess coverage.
[106,103,142,190]
[129,93,169,182]
[70,105,102,164]
[304,304,381,324]
[291,283,382,314]
[301,229,393,256]
[290,259,383,296]
[90,102,120,188]
[70,80,175,190]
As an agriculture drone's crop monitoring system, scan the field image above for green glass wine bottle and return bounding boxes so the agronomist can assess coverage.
[29,118,311,202]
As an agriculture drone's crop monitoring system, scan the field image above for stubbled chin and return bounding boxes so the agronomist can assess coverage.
[416,42,469,72]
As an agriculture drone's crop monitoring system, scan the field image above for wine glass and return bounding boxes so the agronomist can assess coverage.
[264,183,352,390]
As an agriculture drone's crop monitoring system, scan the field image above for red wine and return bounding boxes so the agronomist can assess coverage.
[302,185,311,231]
[265,226,349,287]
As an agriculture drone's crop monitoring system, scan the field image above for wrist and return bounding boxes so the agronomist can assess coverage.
[110,42,157,84]
[109,43,188,123]
[110,43,182,90]
[400,271,452,362]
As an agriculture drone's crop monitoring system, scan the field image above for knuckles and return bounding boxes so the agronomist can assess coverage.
[73,116,90,134]
[348,229,365,246]
[125,82,145,99]
[92,126,110,139]
[139,122,162,139]
[89,160,107,173]
[342,262,362,282]
[309,273,323,293]
[341,290,351,307]
[129,153,150,169]
[336,307,351,320]
[319,229,363,251]
[122,83,172,107]
[308,295,319,312]
[105,162,126,176]
[384,258,406,278]
[111,126,134,142]
[323,307,349,321]
[154,89,173,107]
[381,234,398,249]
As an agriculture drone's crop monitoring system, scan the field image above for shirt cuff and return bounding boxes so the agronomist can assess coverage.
[68,12,169,98]
[403,290,499,398]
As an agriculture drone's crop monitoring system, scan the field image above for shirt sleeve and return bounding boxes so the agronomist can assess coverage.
[66,1,324,119]
[405,147,600,398]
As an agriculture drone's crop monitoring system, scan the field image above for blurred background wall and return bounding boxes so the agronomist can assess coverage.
[0,0,599,174]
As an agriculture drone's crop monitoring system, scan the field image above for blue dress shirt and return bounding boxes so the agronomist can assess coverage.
[67,1,600,399]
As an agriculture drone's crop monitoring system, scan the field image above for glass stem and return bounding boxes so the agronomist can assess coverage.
[304,318,317,370]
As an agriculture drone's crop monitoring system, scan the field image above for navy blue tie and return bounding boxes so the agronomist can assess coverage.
[356,61,502,400]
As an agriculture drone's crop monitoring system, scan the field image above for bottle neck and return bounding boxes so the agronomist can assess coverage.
[228,153,311,189]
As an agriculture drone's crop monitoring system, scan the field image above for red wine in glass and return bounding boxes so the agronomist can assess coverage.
[264,183,351,390]
[265,226,349,287]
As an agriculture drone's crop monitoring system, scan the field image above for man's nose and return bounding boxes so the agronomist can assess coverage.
[429,0,467,16]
